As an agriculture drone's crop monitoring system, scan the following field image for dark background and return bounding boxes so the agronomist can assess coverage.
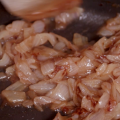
[0,0,120,120]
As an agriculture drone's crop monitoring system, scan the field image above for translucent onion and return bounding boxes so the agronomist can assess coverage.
[0,30,12,40]
[98,27,114,37]
[2,90,26,104]
[22,100,33,108]
[41,60,55,75]
[81,96,94,111]
[51,69,65,82]
[101,82,111,94]
[106,55,120,63]
[114,76,120,93]
[78,83,96,97]
[16,60,39,84]
[34,46,60,61]
[33,68,45,80]
[84,109,105,120]
[34,96,55,105]
[29,81,56,95]
[102,64,118,75]
[53,112,67,120]
[81,78,102,89]
[6,65,15,76]
[51,33,78,51]
[5,81,28,91]
[0,53,11,67]
[6,20,27,34]
[68,78,75,99]
[46,82,70,101]
[95,92,110,111]
[5,42,14,59]
[96,63,107,75]
[15,33,57,53]
[105,103,120,120]
[54,41,66,51]
[73,33,88,47]
[31,20,45,33]
[24,27,33,39]
[34,96,58,111]
[55,7,83,29]
[67,58,79,76]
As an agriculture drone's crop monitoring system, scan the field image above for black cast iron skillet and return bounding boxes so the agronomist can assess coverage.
[0,0,120,120]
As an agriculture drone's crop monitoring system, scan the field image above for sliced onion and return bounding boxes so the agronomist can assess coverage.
[46,82,70,101]
[34,96,55,105]
[68,78,75,99]
[34,46,60,61]
[15,33,57,53]
[78,83,95,97]
[114,76,120,93]
[113,67,120,77]
[81,96,94,111]
[5,42,14,59]
[0,53,11,67]
[105,103,120,120]
[84,109,105,120]
[54,41,66,51]
[73,33,88,47]
[31,20,45,33]
[33,68,45,80]
[15,59,39,84]
[27,90,37,100]
[96,63,107,75]
[5,81,28,91]
[101,82,111,94]
[51,69,65,82]
[95,92,110,111]
[55,7,83,29]
[51,101,75,112]
[22,100,33,108]
[2,90,26,104]
[0,30,13,40]
[53,112,67,120]
[51,33,78,51]
[24,27,33,39]
[34,96,56,111]
[6,65,15,76]
[98,26,114,37]
[81,78,102,89]
[29,81,56,95]
[33,33,57,46]
[41,60,55,75]
[106,55,120,63]
[6,20,27,34]
[102,64,118,75]
[67,58,79,76]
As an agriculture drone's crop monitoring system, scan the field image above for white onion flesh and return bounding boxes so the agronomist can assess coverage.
[29,81,56,95]
[41,60,55,75]
[5,81,28,91]
[0,53,11,67]
[46,83,70,101]
[2,90,26,104]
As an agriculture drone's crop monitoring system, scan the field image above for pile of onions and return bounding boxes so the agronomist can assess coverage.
[1,14,120,120]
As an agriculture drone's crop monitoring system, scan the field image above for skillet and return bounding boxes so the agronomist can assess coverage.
[0,0,120,120]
